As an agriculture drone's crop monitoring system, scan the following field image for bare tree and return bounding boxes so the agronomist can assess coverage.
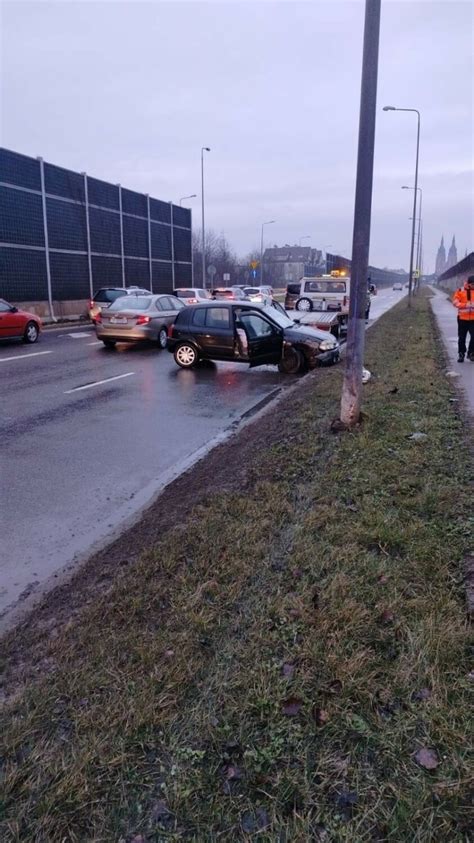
[193,229,238,287]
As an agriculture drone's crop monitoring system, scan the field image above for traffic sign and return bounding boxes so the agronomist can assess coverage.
[207,264,217,278]
[250,260,259,270]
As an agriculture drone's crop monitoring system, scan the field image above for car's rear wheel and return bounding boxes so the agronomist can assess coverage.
[296,297,312,312]
[157,327,168,349]
[23,321,39,343]
[102,339,116,349]
[278,347,304,374]
[175,343,198,368]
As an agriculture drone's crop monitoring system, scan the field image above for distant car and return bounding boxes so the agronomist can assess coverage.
[95,294,185,348]
[0,299,42,344]
[167,301,339,374]
[243,286,272,305]
[393,282,403,291]
[88,287,152,323]
[211,287,249,301]
[284,283,302,310]
[174,287,212,305]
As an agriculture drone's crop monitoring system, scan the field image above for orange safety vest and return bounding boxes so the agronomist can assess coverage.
[453,284,474,321]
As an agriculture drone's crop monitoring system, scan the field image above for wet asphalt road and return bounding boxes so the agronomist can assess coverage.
[0,288,405,624]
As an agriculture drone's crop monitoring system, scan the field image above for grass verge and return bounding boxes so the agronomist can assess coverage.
[1,292,473,842]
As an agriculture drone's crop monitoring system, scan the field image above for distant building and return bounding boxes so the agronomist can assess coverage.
[435,236,447,276]
[262,245,323,285]
[435,234,458,276]
[446,235,457,270]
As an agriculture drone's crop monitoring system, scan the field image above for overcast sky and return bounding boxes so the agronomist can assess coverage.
[1,0,473,272]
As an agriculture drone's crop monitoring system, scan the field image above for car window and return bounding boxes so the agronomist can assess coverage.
[244,288,260,295]
[239,313,275,339]
[192,308,207,327]
[206,307,230,328]
[175,289,195,298]
[94,289,127,303]
[0,299,12,312]
[111,296,152,311]
[197,289,211,299]
[167,296,185,310]
[304,280,347,293]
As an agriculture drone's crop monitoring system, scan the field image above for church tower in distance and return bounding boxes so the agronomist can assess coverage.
[446,235,458,270]
[435,236,446,276]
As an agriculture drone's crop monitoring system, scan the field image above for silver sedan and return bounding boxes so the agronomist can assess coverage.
[95,294,186,349]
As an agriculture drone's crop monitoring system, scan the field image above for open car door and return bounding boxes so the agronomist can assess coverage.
[238,311,283,367]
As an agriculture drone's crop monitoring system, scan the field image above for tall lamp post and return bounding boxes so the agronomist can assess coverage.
[383,106,421,305]
[180,193,197,206]
[201,147,211,287]
[402,185,422,290]
[260,220,275,285]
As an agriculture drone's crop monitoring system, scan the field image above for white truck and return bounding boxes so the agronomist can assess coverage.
[289,272,372,333]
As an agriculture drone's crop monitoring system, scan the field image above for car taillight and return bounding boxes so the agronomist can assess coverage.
[136,315,151,325]
[187,298,198,304]
[89,299,94,309]
[95,312,102,323]
[168,323,174,337]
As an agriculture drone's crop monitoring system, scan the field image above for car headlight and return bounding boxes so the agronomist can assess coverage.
[319,339,338,351]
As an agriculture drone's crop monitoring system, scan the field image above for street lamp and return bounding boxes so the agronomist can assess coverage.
[260,220,275,285]
[402,185,422,288]
[179,194,197,206]
[299,235,311,246]
[201,147,211,288]
[383,105,421,303]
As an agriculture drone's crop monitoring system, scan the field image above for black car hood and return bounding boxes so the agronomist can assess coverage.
[283,324,334,344]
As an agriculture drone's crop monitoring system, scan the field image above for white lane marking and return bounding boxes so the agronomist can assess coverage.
[87,341,102,346]
[64,371,135,394]
[0,350,53,363]
[67,332,92,339]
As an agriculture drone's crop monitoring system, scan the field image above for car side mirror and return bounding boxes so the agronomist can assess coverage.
[10,306,18,313]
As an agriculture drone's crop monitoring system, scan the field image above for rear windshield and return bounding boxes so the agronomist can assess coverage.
[94,289,127,303]
[175,289,195,298]
[244,288,261,295]
[286,284,301,295]
[111,296,152,311]
[304,280,347,293]
[214,290,233,298]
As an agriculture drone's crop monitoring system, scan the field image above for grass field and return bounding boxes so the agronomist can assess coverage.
[1,292,473,842]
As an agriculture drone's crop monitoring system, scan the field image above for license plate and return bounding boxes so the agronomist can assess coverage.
[110,317,127,324]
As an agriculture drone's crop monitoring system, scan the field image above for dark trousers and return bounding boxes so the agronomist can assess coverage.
[458,319,474,356]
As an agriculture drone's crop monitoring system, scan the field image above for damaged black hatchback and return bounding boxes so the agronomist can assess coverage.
[167,302,340,374]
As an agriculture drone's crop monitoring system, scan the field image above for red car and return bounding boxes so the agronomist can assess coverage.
[0,299,42,343]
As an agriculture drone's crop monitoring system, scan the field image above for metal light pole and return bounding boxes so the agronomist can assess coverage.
[201,147,210,287]
[402,185,422,291]
[260,220,275,285]
[340,0,382,427]
[383,106,421,305]
[180,194,197,206]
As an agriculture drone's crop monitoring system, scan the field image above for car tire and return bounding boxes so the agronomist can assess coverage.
[175,343,198,368]
[102,339,116,349]
[278,347,304,374]
[157,327,168,349]
[23,321,39,343]
[296,297,312,312]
